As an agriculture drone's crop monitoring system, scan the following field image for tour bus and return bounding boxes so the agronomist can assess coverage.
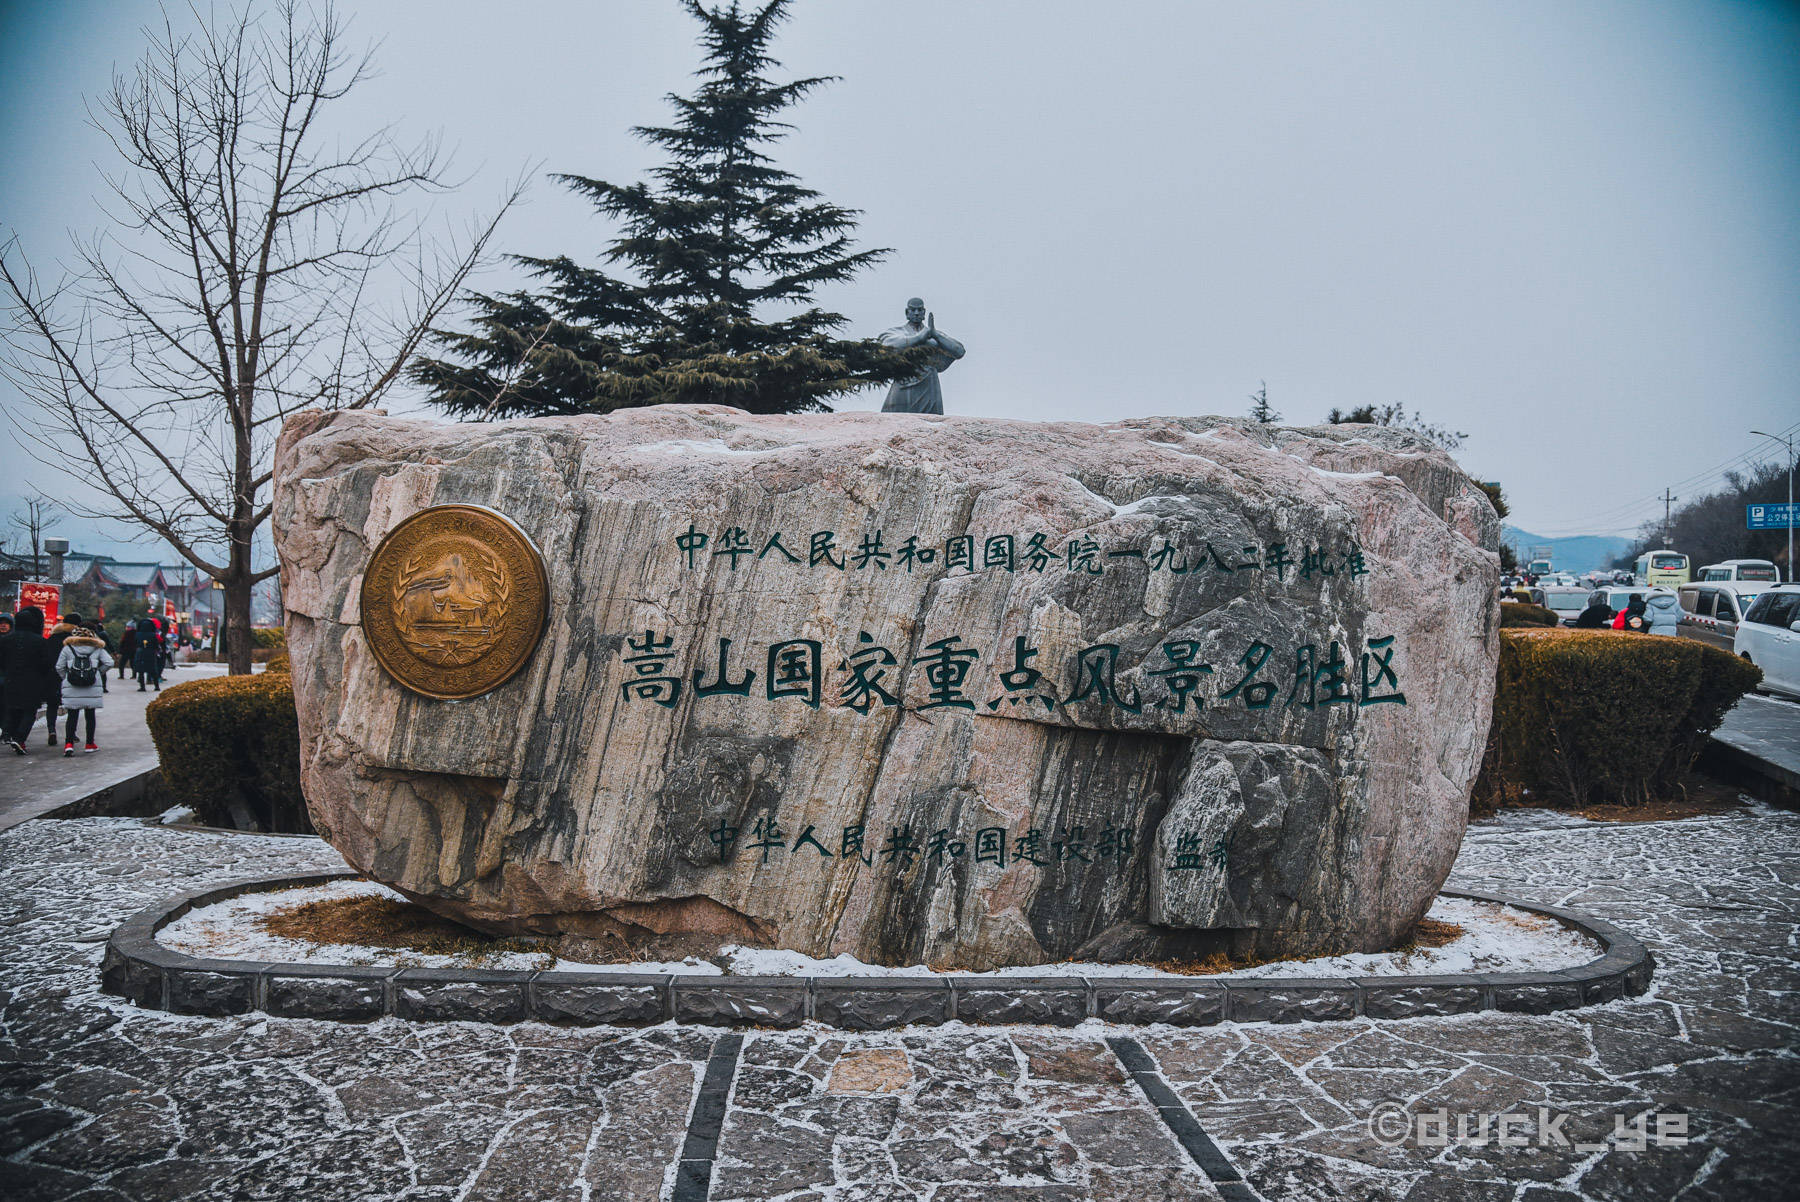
[1694,559,1780,584]
[1635,550,1691,588]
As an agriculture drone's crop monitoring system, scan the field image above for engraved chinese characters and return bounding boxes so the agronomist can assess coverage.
[359,505,549,700]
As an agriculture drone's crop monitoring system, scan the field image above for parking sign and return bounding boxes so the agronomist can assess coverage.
[1747,503,1799,530]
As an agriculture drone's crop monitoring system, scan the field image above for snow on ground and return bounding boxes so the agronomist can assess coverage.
[158,879,1599,977]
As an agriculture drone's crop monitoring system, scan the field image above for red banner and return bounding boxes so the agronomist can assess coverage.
[18,581,60,632]
[164,599,177,619]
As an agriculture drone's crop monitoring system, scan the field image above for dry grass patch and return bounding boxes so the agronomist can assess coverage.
[261,892,553,968]
[1141,916,1466,975]
[1407,917,1465,948]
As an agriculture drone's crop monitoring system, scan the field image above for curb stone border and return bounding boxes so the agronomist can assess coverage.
[100,874,1654,1029]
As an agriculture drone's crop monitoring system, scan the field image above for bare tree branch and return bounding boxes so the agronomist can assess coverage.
[0,0,519,672]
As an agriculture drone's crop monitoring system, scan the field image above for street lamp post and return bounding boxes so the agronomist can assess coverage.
[1751,429,1796,583]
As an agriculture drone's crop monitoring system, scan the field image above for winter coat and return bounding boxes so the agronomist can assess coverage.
[133,619,162,676]
[44,622,76,699]
[0,608,57,708]
[133,639,162,677]
[1644,591,1681,637]
[1573,603,1614,629]
[56,635,114,709]
[1613,600,1650,633]
[120,626,138,660]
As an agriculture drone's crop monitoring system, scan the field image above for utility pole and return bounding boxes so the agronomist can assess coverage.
[1750,429,1796,582]
[1662,488,1678,547]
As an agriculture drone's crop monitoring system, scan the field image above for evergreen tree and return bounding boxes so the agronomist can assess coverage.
[1247,381,1279,424]
[415,0,916,418]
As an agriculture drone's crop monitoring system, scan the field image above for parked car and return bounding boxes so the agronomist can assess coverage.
[1694,559,1781,585]
[1536,586,1591,625]
[1735,584,1800,699]
[1677,582,1769,653]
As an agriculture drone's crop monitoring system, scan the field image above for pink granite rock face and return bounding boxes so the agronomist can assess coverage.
[273,406,1499,969]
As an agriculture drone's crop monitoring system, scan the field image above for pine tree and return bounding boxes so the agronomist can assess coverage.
[1248,381,1280,424]
[414,0,916,418]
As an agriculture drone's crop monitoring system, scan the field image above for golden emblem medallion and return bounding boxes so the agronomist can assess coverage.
[359,505,549,700]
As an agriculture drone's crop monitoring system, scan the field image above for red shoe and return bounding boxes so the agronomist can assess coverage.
[63,742,75,757]
[84,742,98,753]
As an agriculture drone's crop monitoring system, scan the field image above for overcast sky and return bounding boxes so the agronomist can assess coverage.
[2,0,1796,556]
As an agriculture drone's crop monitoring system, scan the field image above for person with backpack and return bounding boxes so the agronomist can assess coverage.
[55,627,113,755]
[41,614,80,747]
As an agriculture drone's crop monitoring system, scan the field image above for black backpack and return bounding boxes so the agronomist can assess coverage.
[66,648,98,688]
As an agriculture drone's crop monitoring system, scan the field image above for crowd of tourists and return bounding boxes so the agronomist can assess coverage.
[0,607,181,756]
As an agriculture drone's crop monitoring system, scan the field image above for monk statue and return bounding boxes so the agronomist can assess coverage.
[878,298,966,414]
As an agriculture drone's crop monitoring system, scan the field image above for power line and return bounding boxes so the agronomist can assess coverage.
[1523,420,1800,537]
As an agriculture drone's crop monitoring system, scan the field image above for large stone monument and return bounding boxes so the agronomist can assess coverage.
[272,407,1499,970]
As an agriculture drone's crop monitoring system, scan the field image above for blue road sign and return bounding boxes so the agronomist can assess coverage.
[1748,503,1800,530]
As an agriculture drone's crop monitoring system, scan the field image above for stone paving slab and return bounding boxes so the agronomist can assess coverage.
[1,808,1797,1199]
[1712,693,1800,795]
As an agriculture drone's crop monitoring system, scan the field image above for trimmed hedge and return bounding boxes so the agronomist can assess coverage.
[1473,628,1760,809]
[145,659,311,833]
[251,627,287,649]
[1499,602,1559,628]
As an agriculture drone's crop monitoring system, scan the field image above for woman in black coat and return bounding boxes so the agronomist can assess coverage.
[132,617,164,691]
[1,607,57,754]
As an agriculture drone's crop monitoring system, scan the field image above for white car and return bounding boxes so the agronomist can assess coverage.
[1735,584,1800,699]
[1678,581,1768,654]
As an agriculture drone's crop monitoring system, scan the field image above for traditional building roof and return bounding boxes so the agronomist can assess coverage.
[98,561,162,589]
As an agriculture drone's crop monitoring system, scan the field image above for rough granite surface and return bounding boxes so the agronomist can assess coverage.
[272,407,1499,966]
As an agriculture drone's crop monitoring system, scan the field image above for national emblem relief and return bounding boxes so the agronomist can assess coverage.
[390,541,513,666]
[360,505,549,700]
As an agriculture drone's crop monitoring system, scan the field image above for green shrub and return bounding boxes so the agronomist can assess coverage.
[251,626,287,649]
[1499,602,1558,628]
[145,670,310,833]
[1473,628,1761,809]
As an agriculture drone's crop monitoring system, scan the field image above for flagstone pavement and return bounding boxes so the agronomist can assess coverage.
[1,805,1795,1201]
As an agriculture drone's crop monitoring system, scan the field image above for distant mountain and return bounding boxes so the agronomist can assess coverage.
[1502,526,1635,574]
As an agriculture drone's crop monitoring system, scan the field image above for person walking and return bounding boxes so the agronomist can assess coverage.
[54,627,113,755]
[133,616,164,691]
[1,606,57,754]
[1612,595,1650,633]
[41,614,80,746]
[119,621,138,681]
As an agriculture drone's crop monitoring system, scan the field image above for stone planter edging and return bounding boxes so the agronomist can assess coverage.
[100,873,1654,1029]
